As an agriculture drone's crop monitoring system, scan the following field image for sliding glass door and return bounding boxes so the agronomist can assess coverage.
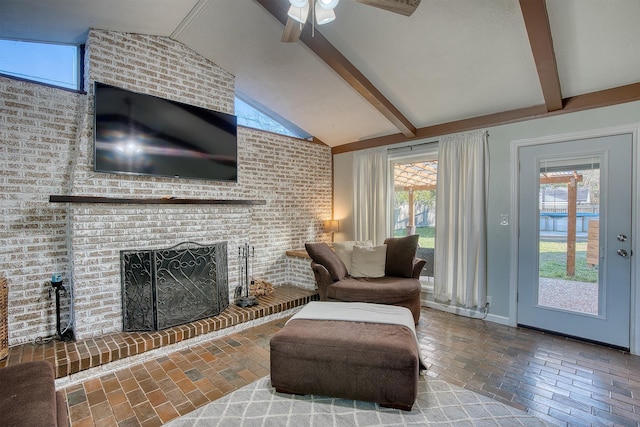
[389,146,438,282]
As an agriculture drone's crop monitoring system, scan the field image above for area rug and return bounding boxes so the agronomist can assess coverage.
[166,376,553,426]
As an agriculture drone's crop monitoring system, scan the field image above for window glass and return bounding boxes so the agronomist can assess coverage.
[0,39,80,90]
[391,154,438,282]
[235,97,311,139]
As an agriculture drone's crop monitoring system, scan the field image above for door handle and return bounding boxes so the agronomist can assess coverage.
[617,249,629,258]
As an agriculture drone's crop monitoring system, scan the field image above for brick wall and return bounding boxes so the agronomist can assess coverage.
[286,256,316,289]
[0,77,81,344]
[0,29,331,344]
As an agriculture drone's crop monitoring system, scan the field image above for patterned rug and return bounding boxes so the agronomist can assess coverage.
[166,376,552,426]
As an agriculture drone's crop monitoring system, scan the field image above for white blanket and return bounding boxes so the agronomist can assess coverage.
[288,301,427,371]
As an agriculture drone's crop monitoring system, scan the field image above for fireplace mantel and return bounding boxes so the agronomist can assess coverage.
[49,195,266,205]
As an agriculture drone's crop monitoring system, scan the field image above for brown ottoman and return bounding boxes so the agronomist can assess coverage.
[270,302,421,411]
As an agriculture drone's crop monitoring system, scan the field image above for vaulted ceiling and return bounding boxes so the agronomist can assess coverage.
[1,0,638,153]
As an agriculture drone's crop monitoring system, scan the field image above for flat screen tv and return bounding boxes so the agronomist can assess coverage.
[93,82,238,182]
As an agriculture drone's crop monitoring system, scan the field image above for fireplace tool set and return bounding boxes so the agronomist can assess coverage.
[50,273,74,342]
[235,243,258,307]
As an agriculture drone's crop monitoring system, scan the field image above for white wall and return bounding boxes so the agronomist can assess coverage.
[334,101,640,322]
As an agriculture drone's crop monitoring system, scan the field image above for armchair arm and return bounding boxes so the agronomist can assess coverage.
[310,261,336,300]
[411,258,427,279]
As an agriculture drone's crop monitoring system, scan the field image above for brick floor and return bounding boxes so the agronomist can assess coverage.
[4,287,640,426]
[62,320,281,426]
[418,308,640,426]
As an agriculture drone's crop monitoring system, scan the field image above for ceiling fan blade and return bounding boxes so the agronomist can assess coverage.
[281,17,303,42]
[355,0,421,17]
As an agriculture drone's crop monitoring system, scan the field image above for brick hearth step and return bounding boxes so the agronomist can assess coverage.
[0,285,317,379]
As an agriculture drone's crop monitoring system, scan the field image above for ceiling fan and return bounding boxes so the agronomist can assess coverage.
[281,0,421,42]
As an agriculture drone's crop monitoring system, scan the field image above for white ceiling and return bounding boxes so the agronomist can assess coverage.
[1,0,638,148]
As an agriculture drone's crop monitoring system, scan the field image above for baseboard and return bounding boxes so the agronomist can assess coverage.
[422,300,510,326]
[484,312,510,325]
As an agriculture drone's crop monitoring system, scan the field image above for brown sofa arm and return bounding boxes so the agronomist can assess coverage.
[411,258,427,279]
[0,360,68,427]
[310,261,336,300]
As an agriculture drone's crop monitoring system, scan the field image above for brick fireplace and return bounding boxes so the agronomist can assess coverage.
[0,28,331,345]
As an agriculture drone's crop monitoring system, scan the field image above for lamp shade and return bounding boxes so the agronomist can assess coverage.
[323,219,340,233]
[288,3,309,24]
[315,4,336,25]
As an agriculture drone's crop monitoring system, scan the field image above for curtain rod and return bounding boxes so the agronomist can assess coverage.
[387,140,438,153]
[387,130,490,153]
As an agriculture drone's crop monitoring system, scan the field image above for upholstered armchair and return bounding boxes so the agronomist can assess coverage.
[305,235,426,324]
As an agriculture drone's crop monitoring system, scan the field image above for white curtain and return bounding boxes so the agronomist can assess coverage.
[434,131,488,308]
[353,147,388,245]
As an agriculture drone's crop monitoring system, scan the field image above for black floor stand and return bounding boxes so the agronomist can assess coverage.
[52,280,74,342]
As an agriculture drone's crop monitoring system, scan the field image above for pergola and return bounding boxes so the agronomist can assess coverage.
[540,170,583,276]
[394,161,438,234]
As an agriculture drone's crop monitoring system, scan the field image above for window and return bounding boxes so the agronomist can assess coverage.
[389,144,439,283]
[235,96,311,139]
[0,39,82,91]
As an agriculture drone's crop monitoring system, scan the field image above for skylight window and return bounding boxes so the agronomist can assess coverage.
[0,39,81,91]
[235,96,311,140]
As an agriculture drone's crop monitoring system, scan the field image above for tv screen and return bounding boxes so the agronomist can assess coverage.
[93,82,238,182]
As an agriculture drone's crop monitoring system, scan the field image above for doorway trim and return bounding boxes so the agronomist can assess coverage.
[509,124,640,355]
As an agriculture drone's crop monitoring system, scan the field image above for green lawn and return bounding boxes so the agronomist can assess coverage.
[538,240,598,283]
[397,227,597,283]
[395,226,435,248]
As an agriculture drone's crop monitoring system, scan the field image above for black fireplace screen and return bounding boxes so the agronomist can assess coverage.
[121,241,229,332]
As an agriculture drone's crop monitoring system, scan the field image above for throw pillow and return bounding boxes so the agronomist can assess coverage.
[350,244,387,278]
[332,240,373,274]
[383,234,419,278]
[305,242,348,281]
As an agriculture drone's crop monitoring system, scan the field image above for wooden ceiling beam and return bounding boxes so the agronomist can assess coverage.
[333,104,547,154]
[355,0,421,17]
[519,0,563,112]
[255,1,638,155]
[563,82,640,112]
[255,0,291,26]
[333,83,640,155]
[254,0,417,138]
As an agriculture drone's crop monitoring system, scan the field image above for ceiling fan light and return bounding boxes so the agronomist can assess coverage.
[287,3,309,24]
[317,0,339,10]
[315,4,336,25]
[289,0,308,8]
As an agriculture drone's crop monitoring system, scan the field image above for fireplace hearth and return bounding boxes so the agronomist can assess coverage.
[121,241,229,332]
